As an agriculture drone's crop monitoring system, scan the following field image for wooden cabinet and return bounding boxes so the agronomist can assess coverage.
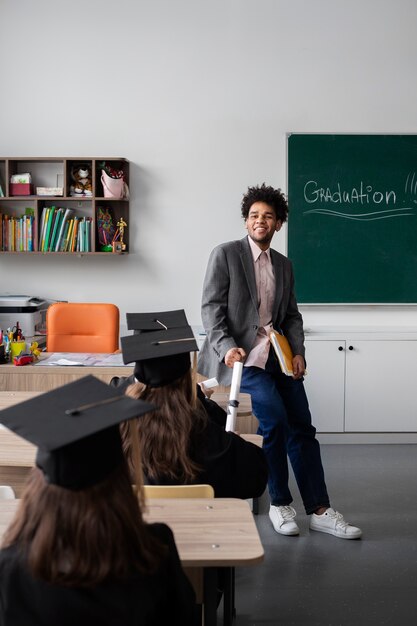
[304,330,417,434]
[0,157,129,255]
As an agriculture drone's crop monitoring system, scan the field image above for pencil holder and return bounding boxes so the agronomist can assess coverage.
[10,340,26,360]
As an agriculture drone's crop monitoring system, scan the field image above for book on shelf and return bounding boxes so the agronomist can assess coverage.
[86,218,91,251]
[44,206,58,251]
[64,218,74,252]
[76,219,83,252]
[71,216,80,252]
[39,207,50,251]
[1,214,7,251]
[269,329,294,376]
[10,217,14,251]
[59,220,70,251]
[49,207,63,251]
[55,208,74,251]
[26,215,34,251]
[76,219,82,252]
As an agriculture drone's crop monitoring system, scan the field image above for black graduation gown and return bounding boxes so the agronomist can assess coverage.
[148,420,268,500]
[0,524,197,626]
[110,376,268,499]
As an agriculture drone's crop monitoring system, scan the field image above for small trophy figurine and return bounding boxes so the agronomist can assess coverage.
[117,217,127,251]
[113,217,127,252]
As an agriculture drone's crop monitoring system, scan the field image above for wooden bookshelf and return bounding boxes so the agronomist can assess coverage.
[0,157,129,255]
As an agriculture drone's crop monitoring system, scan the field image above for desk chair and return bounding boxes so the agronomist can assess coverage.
[143,484,214,499]
[46,302,120,353]
[0,485,16,499]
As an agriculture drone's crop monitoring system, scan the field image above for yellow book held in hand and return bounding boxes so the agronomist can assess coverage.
[269,330,294,376]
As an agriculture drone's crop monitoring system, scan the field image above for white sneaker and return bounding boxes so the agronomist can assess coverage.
[269,505,299,535]
[309,507,362,539]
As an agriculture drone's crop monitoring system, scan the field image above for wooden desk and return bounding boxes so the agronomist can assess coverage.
[0,428,36,467]
[0,354,133,392]
[0,391,42,411]
[0,498,263,626]
[0,392,40,496]
[0,362,260,432]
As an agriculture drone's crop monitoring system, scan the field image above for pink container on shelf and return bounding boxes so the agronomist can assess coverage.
[101,170,125,199]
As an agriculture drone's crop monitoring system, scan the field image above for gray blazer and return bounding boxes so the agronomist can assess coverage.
[198,236,305,386]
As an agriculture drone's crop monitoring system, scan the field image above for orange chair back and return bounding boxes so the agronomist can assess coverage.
[46,302,120,353]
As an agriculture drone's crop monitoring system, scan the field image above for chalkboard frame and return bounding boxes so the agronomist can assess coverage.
[287,133,417,305]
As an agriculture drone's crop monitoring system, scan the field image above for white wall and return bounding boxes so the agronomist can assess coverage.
[1,0,416,333]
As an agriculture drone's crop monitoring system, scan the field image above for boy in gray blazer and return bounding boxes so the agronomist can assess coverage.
[198,183,361,540]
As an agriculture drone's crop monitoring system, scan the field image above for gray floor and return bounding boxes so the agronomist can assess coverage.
[229,444,417,626]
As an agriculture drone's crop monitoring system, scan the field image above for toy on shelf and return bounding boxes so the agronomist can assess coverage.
[112,217,127,252]
[70,163,93,197]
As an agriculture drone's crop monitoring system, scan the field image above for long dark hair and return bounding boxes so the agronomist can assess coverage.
[1,460,166,587]
[122,369,207,483]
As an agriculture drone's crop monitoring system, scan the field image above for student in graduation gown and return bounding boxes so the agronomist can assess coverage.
[0,376,198,626]
[110,309,228,429]
[119,310,268,500]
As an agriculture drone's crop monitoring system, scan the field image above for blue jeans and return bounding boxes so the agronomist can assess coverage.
[240,349,330,514]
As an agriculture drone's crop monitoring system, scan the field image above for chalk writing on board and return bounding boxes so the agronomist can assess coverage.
[302,174,417,221]
[287,133,417,302]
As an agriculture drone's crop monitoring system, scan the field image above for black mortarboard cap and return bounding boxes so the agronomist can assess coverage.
[121,311,198,387]
[0,375,155,490]
[126,309,188,333]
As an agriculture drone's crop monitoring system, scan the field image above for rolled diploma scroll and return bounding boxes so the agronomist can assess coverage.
[225,361,243,432]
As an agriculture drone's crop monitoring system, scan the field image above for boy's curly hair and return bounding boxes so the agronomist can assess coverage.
[241,183,288,223]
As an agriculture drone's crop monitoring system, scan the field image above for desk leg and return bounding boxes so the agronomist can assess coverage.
[203,568,218,626]
[223,567,236,625]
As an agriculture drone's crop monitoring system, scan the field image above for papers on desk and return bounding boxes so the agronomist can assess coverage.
[34,353,127,367]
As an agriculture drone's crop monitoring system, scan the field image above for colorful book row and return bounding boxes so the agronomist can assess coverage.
[39,206,92,252]
[0,213,34,251]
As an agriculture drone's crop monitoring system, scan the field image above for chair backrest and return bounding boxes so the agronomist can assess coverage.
[46,302,120,353]
[0,485,16,499]
[143,484,215,499]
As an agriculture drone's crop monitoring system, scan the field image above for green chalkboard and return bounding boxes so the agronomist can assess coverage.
[287,134,417,303]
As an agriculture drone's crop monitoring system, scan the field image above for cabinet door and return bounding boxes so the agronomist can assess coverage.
[304,340,346,432]
[345,340,417,432]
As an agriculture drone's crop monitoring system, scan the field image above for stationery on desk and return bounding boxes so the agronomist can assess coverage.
[34,352,126,367]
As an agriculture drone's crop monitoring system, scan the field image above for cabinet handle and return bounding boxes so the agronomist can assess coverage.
[348,345,354,351]
[338,346,344,351]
